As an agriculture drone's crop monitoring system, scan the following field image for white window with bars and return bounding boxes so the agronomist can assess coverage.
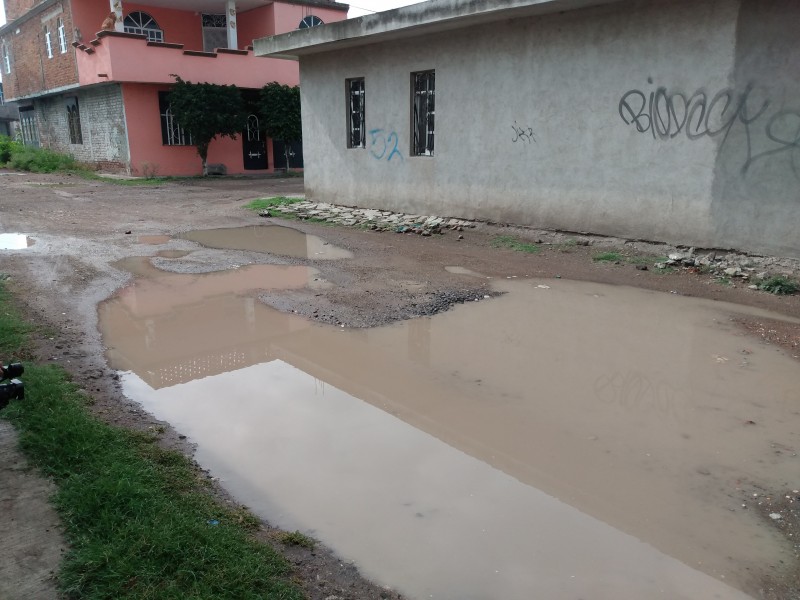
[44,26,53,59]
[124,12,164,42]
[1,41,10,74]
[57,18,67,53]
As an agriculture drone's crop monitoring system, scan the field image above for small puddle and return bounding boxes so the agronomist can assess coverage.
[180,225,352,259]
[98,274,800,600]
[138,235,171,245]
[0,234,34,249]
[445,265,487,278]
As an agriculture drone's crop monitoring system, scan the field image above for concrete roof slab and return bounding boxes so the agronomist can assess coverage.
[255,0,625,59]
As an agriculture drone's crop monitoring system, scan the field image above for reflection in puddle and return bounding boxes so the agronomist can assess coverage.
[181,225,353,259]
[138,235,171,245]
[99,273,800,600]
[0,233,34,249]
[445,265,487,278]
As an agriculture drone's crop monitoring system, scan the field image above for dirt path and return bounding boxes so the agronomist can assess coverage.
[0,170,798,599]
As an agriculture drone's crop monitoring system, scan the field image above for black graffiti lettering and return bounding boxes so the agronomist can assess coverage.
[617,81,800,176]
[511,121,536,144]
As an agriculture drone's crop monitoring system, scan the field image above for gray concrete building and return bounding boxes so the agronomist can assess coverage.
[256,0,800,258]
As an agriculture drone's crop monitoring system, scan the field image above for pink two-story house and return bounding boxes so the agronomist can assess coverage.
[0,0,348,175]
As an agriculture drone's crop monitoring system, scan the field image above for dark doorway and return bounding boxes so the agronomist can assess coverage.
[272,140,303,169]
[242,114,268,170]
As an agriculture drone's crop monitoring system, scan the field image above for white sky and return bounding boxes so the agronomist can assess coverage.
[0,1,427,25]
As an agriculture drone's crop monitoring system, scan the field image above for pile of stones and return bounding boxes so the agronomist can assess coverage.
[656,247,798,284]
[261,201,475,235]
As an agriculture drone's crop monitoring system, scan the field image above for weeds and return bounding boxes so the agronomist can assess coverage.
[278,531,316,549]
[491,235,540,254]
[244,197,303,212]
[758,275,799,295]
[6,145,78,173]
[593,251,623,262]
[0,280,303,600]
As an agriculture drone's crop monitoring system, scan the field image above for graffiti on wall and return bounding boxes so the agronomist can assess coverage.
[369,128,403,162]
[511,121,536,144]
[618,79,800,176]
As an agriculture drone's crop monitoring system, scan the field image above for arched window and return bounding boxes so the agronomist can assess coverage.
[124,12,163,42]
[298,15,323,29]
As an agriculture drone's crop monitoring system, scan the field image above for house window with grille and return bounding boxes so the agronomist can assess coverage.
[298,15,324,29]
[19,107,40,146]
[66,97,83,144]
[124,12,164,42]
[411,71,435,156]
[202,14,227,52]
[57,18,67,53]
[44,26,53,58]
[347,78,365,148]
[1,41,10,74]
[159,92,193,146]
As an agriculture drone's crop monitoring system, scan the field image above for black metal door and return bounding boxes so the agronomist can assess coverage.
[272,140,304,169]
[242,115,267,170]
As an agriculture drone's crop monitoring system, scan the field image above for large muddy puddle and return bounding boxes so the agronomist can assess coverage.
[180,225,353,259]
[98,262,799,600]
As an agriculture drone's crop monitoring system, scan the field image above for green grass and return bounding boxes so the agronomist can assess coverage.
[244,197,303,212]
[278,531,316,549]
[758,275,799,295]
[0,282,302,600]
[5,145,79,173]
[490,235,540,254]
[593,251,623,262]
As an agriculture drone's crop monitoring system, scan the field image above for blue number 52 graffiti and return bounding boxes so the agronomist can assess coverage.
[369,129,403,162]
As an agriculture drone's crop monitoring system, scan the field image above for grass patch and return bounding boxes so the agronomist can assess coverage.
[758,275,799,295]
[0,281,302,600]
[715,276,733,286]
[5,144,79,173]
[593,251,623,263]
[244,197,303,212]
[490,235,540,254]
[277,531,316,549]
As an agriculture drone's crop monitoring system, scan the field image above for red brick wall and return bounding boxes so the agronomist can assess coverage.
[1,1,78,100]
[5,0,39,22]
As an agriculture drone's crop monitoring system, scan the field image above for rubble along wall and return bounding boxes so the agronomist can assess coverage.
[298,0,799,258]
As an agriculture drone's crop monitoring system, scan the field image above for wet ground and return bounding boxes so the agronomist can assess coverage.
[1,171,799,599]
[98,237,799,600]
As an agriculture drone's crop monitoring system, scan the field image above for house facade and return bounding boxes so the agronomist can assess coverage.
[256,0,800,258]
[0,0,348,175]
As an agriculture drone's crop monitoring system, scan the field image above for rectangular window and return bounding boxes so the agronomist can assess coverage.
[158,91,193,146]
[1,42,10,74]
[347,78,365,148]
[57,18,67,53]
[66,97,83,144]
[19,107,40,147]
[201,14,227,52]
[44,26,53,58]
[411,70,435,156]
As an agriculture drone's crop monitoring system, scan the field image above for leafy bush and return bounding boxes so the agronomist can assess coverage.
[7,145,78,172]
[0,135,22,164]
[758,275,799,295]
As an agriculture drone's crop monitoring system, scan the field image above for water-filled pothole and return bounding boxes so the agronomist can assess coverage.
[180,225,352,259]
[138,235,171,245]
[0,234,34,250]
[98,271,799,600]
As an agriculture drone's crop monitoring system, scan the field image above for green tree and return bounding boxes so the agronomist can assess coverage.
[168,75,246,175]
[259,82,301,169]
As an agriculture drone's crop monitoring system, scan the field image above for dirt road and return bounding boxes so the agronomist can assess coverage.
[0,170,798,599]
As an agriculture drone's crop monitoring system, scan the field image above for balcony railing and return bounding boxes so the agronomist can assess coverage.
[73,30,298,88]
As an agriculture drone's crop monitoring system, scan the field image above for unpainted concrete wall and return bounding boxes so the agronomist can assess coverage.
[299,0,799,257]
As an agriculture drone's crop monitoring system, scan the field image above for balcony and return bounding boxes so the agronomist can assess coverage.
[73,30,298,89]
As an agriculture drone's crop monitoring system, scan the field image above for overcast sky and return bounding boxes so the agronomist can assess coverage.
[0,1,427,26]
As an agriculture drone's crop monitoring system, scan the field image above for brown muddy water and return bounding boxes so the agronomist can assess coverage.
[0,234,33,250]
[98,260,800,600]
[180,225,353,259]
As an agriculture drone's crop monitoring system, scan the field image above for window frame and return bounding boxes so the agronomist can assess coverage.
[44,26,53,59]
[411,70,435,157]
[158,91,193,147]
[19,107,40,146]
[1,41,10,74]
[298,15,324,29]
[57,18,67,54]
[124,11,164,43]
[66,97,83,145]
[346,77,365,149]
